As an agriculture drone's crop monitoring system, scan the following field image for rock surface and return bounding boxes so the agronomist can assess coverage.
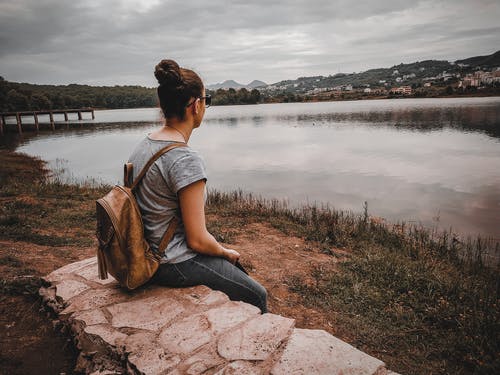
[40,257,399,374]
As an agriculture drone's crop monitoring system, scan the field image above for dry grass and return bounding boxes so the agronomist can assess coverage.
[1,152,498,374]
[206,189,500,375]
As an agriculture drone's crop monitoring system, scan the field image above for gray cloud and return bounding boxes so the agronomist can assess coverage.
[0,0,499,86]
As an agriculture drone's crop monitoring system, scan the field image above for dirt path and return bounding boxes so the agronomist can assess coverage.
[230,222,341,333]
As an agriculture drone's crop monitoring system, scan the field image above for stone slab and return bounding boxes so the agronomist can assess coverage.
[218,313,295,361]
[55,279,91,301]
[107,295,186,331]
[84,324,128,347]
[116,331,157,354]
[45,257,97,283]
[73,308,109,326]
[186,289,230,306]
[40,258,395,374]
[215,360,263,375]
[62,286,129,315]
[159,313,212,355]
[271,328,387,375]
[205,301,261,335]
[117,330,183,373]
[121,333,181,375]
[180,346,226,375]
[74,263,118,285]
[128,348,180,374]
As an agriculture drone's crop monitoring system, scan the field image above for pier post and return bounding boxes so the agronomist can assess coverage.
[34,113,39,131]
[49,112,55,130]
[16,113,22,134]
[0,107,94,134]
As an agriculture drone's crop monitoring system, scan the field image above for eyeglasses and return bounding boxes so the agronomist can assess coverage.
[186,94,211,108]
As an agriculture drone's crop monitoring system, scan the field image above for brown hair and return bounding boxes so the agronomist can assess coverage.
[154,59,204,120]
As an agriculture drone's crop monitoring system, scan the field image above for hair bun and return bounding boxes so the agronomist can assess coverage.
[154,59,183,87]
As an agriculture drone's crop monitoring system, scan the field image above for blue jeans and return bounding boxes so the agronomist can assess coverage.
[152,254,268,313]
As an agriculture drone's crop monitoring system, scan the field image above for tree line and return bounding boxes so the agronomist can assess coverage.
[0,77,262,112]
[0,77,158,112]
[208,88,261,105]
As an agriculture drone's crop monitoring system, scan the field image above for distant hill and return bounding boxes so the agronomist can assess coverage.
[260,50,500,94]
[247,80,267,89]
[207,79,267,90]
[456,50,500,68]
[205,51,500,94]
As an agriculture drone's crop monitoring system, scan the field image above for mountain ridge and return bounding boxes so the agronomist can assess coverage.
[208,50,499,93]
[261,49,500,94]
[207,79,267,90]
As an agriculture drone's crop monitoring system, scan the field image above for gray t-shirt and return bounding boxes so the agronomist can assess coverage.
[128,136,207,264]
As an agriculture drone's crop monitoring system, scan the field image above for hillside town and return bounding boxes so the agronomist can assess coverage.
[209,51,500,102]
[258,66,500,99]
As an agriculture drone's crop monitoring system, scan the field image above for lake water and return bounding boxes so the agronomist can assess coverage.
[9,97,500,241]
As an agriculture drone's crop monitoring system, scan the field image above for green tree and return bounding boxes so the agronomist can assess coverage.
[30,93,52,110]
[51,93,66,109]
[6,89,29,111]
[250,89,261,103]
[239,88,249,104]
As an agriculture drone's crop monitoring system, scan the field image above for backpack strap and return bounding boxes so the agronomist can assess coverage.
[124,163,134,187]
[130,142,187,191]
[158,216,179,253]
[129,141,187,256]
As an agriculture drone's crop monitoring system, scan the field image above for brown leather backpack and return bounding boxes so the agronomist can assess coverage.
[96,142,187,290]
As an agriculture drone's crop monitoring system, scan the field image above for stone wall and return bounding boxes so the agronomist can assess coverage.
[39,257,399,375]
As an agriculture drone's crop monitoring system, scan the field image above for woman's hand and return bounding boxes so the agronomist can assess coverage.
[223,248,240,264]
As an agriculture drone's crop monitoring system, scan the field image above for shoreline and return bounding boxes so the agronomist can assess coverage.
[6,134,500,250]
[2,92,500,115]
[0,149,499,374]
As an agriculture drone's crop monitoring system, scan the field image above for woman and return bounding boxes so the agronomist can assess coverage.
[128,59,267,313]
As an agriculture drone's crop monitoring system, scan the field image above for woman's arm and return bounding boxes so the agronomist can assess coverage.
[178,179,240,263]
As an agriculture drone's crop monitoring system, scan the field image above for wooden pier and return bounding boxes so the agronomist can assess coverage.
[0,108,95,135]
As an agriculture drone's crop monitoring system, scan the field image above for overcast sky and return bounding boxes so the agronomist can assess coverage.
[1,0,499,87]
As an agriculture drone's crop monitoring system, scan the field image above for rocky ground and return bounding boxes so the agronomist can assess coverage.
[0,221,346,374]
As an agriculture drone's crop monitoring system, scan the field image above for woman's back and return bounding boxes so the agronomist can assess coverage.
[128,136,206,264]
[130,58,267,313]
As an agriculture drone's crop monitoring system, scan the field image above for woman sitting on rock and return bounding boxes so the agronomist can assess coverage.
[128,59,267,313]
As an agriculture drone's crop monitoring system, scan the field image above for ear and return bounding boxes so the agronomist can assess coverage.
[193,98,201,114]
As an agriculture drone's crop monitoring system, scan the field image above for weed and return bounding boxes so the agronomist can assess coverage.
[0,276,49,296]
[0,256,23,267]
[207,189,499,374]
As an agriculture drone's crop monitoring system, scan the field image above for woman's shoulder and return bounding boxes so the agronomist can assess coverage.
[129,136,200,163]
[161,143,205,169]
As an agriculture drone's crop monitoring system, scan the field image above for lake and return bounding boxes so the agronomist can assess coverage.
[9,97,500,241]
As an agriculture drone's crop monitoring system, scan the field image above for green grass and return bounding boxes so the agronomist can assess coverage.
[0,152,110,247]
[0,255,23,268]
[0,276,48,296]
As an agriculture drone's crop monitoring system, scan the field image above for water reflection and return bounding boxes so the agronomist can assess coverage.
[204,104,500,138]
[8,97,500,241]
[0,122,156,150]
